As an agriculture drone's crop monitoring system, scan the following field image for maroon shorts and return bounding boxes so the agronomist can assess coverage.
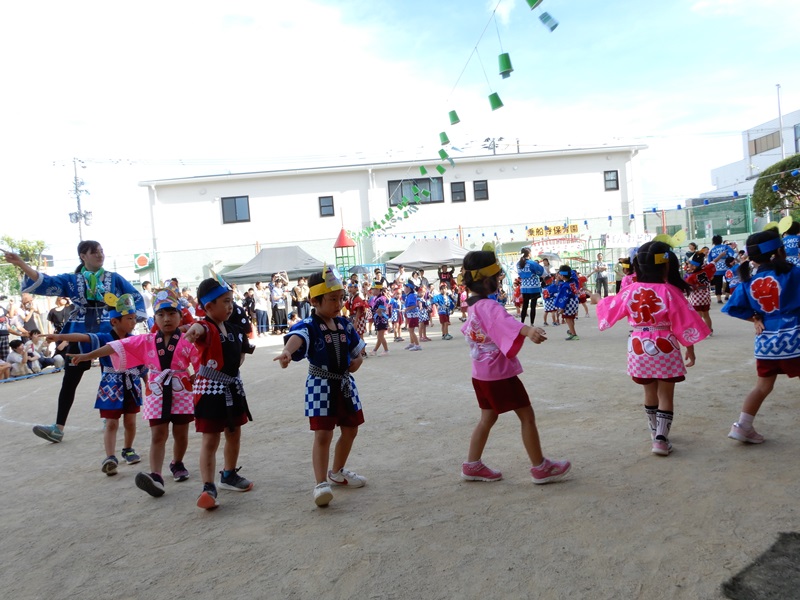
[693,304,710,313]
[632,376,685,385]
[99,394,140,419]
[406,317,419,329]
[309,407,365,431]
[472,376,531,414]
[756,357,800,378]
[438,314,450,324]
[195,412,249,433]
[148,414,195,427]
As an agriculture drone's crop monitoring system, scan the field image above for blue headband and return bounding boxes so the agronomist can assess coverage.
[749,236,783,256]
[199,284,230,306]
[688,259,701,267]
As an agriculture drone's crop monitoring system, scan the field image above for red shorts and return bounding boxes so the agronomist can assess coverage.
[406,317,419,329]
[309,407,365,431]
[195,412,249,433]
[99,394,140,419]
[472,376,531,414]
[632,376,685,385]
[438,314,450,324]
[148,414,195,427]
[756,357,800,378]
[693,304,710,313]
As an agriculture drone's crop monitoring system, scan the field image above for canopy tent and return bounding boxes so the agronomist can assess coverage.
[222,246,325,284]
[385,239,469,272]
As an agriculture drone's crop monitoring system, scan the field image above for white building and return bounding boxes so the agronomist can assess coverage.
[139,144,646,285]
[703,109,800,198]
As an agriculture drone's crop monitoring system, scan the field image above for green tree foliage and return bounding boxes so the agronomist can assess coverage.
[752,154,800,214]
[0,236,47,295]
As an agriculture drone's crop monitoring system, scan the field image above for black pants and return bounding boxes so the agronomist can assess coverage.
[56,345,91,426]
[520,293,541,325]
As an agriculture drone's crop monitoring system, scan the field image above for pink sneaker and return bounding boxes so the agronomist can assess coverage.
[530,458,571,484]
[461,460,502,482]
[728,423,765,444]
[651,439,673,456]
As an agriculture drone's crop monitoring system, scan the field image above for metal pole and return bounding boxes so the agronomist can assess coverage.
[777,84,785,161]
[73,158,84,241]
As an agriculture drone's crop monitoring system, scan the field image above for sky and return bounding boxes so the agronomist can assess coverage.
[1,0,798,265]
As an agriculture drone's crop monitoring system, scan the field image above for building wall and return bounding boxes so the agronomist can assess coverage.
[141,146,644,283]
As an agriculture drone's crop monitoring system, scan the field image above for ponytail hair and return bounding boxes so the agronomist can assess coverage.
[739,229,793,283]
[633,241,690,292]
[517,247,531,270]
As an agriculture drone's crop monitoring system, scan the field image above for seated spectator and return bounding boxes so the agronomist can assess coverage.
[25,329,64,370]
[7,339,37,376]
[0,358,10,380]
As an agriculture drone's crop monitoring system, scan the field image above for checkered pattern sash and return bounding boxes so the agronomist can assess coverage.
[198,365,241,408]
[631,325,671,331]
[102,366,144,390]
[308,364,357,413]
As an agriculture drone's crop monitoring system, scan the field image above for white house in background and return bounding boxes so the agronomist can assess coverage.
[702,109,800,199]
[139,144,646,285]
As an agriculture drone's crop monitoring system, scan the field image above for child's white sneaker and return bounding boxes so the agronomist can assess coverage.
[313,482,333,506]
[328,467,367,488]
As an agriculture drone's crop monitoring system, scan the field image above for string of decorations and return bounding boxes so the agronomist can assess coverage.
[348,0,559,242]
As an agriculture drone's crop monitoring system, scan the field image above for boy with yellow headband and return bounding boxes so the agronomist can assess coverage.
[275,266,368,507]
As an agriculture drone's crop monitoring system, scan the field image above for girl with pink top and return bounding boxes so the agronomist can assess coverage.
[459,251,571,484]
[597,239,710,456]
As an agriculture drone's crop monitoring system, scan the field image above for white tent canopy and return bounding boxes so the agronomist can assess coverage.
[385,239,469,272]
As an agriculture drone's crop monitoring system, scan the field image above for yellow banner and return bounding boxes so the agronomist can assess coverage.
[527,224,579,237]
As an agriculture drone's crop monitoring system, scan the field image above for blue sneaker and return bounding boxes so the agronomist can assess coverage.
[32,424,63,443]
[121,448,141,465]
[101,455,118,476]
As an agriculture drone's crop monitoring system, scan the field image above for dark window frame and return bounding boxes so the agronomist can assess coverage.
[318,195,335,217]
[473,180,489,201]
[451,181,466,202]
[387,177,445,206]
[604,170,619,191]
[221,196,250,224]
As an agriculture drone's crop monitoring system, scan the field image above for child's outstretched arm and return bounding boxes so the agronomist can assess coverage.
[69,344,116,366]
[45,332,91,344]
[684,344,696,368]
[520,325,547,344]
[183,323,206,344]
[274,336,303,369]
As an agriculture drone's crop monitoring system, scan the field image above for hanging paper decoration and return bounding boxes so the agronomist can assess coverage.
[419,166,428,176]
[436,165,446,175]
[539,12,559,31]
[488,92,503,111]
[498,53,513,79]
[449,110,460,125]
[526,0,544,8]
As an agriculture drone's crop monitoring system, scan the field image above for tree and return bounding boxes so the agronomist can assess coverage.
[0,236,47,295]
[752,154,800,215]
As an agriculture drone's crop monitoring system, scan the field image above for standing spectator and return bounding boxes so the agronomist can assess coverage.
[242,288,256,332]
[0,295,10,361]
[271,278,289,334]
[292,277,311,320]
[393,265,406,285]
[593,253,609,298]
[17,293,42,335]
[438,264,454,288]
[254,281,270,336]
[517,248,544,325]
[708,235,735,304]
[4,241,145,444]
[141,281,155,328]
[373,268,389,288]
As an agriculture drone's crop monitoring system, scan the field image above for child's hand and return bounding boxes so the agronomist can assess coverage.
[45,334,61,343]
[273,349,292,369]
[684,346,696,368]
[183,323,205,344]
[753,316,765,335]
[521,325,547,344]
[68,353,92,366]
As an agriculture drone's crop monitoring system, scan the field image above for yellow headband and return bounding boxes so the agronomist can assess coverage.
[309,265,344,297]
[469,263,501,281]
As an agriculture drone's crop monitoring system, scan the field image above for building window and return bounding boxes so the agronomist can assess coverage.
[451,182,466,202]
[604,170,619,191]
[319,196,334,217]
[221,196,250,224]
[387,177,444,206]
[473,180,489,201]
[748,131,781,156]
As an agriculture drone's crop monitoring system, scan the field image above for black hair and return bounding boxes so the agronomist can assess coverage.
[307,272,326,300]
[786,221,800,236]
[712,235,723,245]
[196,278,228,308]
[633,241,691,292]
[29,329,41,336]
[739,229,793,283]
[462,251,499,298]
[143,281,151,287]
[724,256,736,268]
[9,339,23,350]
[517,247,531,270]
[75,240,101,273]
[687,251,706,272]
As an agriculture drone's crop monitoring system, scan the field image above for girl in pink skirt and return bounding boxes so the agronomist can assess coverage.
[597,240,711,457]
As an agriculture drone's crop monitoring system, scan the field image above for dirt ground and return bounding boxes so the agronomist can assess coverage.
[1,303,798,600]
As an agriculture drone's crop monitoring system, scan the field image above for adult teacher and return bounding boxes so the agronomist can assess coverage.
[593,253,609,298]
[517,247,544,325]
[3,241,145,443]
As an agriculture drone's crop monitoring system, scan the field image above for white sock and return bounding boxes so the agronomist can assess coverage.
[738,412,755,429]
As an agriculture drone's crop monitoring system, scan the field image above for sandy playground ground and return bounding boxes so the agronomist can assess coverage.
[1,302,798,600]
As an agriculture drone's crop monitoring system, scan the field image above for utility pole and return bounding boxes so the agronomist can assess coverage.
[68,158,92,240]
[777,84,785,161]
